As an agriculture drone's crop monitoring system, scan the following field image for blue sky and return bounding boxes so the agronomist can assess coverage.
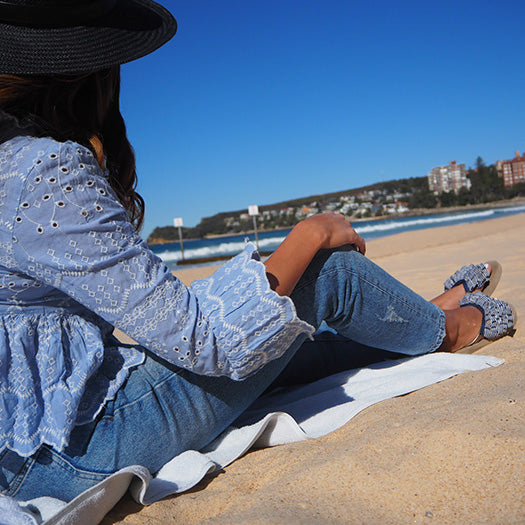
[120,0,525,237]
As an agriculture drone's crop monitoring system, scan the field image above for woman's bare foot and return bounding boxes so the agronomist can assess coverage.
[431,263,492,311]
[439,292,515,353]
[439,305,483,352]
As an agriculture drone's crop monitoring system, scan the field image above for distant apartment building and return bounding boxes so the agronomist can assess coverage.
[496,151,525,187]
[428,160,471,194]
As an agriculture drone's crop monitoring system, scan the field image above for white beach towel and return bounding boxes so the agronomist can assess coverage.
[0,353,503,525]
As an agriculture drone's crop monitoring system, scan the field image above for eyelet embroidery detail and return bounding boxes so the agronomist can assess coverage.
[1,137,315,454]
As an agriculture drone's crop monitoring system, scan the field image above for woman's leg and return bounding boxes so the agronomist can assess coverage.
[268,331,405,390]
[5,246,448,501]
[5,336,308,502]
[290,246,446,355]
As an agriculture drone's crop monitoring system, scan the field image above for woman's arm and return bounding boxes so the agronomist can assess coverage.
[264,212,366,296]
[11,139,314,380]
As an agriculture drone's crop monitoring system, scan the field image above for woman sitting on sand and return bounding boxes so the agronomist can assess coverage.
[0,0,515,504]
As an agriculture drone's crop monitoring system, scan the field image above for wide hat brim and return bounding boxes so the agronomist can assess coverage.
[0,0,177,75]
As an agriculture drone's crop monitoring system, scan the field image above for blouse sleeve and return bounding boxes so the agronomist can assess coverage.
[11,140,314,380]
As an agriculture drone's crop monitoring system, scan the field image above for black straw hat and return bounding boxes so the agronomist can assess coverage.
[0,0,177,75]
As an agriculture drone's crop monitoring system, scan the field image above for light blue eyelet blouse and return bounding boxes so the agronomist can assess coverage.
[0,136,314,458]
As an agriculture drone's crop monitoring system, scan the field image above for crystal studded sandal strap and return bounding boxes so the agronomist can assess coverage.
[444,263,490,293]
[459,291,515,340]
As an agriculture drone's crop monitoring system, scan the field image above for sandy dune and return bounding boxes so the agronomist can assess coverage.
[105,212,525,525]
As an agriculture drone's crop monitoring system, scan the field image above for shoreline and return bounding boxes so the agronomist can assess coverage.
[171,210,523,286]
[147,196,525,245]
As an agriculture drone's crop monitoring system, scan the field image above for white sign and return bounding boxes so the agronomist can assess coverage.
[173,217,184,227]
[248,205,259,216]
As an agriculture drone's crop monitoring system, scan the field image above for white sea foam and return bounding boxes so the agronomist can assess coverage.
[354,209,494,235]
[499,204,525,213]
[156,241,247,262]
[156,235,287,262]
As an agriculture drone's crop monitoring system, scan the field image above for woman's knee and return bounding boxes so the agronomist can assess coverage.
[298,245,364,287]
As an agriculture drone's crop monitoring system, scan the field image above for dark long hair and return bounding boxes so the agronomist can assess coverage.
[0,67,145,230]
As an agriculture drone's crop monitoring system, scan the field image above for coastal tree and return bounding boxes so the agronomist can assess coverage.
[409,189,438,209]
[475,156,486,170]
[439,191,457,207]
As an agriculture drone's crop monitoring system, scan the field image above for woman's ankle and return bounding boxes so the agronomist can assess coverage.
[431,286,465,311]
[440,306,482,352]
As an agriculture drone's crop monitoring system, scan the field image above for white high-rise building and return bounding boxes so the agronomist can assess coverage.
[428,161,471,194]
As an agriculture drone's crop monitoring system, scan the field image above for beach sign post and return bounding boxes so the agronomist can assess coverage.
[248,205,260,250]
[174,217,185,261]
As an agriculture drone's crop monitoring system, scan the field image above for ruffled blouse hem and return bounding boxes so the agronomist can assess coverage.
[191,243,315,380]
[0,313,144,457]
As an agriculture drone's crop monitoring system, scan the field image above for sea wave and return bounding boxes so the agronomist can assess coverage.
[499,204,525,213]
[354,209,495,235]
[155,235,287,262]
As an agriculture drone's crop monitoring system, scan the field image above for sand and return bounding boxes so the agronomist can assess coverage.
[104,213,525,525]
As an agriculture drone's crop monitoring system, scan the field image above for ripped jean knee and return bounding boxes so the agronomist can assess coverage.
[290,246,446,355]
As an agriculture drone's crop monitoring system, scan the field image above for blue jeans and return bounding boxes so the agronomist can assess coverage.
[0,247,445,502]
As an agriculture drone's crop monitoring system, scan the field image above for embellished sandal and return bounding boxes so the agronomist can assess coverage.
[444,260,502,296]
[458,291,517,353]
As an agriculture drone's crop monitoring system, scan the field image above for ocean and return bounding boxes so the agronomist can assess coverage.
[150,204,525,270]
